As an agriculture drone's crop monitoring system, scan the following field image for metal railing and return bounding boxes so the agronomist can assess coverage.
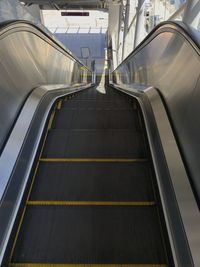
[48,26,107,34]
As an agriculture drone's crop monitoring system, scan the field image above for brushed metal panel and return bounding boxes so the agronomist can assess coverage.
[111,22,200,267]
[0,21,92,152]
[112,22,200,203]
[0,83,92,265]
[112,84,200,267]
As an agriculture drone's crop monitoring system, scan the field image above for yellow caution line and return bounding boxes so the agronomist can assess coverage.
[57,100,62,110]
[47,109,56,130]
[27,201,155,206]
[10,264,167,267]
[39,158,148,163]
[9,106,58,263]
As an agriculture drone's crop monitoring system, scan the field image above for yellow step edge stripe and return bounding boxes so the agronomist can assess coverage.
[27,201,156,206]
[10,264,167,267]
[57,100,62,110]
[47,111,56,130]
[39,158,148,163]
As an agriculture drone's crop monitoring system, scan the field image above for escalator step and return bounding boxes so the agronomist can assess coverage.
[52,110,141,130]
[72,91,129,101]
[10,264,167,267]
[11,205,166,264]
[27,201,156,206]
[39,158,148,163]
[30,162,155,201]
[9,87,171,267]
[62,99,136,109]
[42,129,146,158]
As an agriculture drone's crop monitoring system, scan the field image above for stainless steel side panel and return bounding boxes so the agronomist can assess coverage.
[145,87,200,267]
[112,84,200,267]
[0,21,92,152]
[0,83,92,264]
[112,23,200,206]
[111,22,200,265]
[0,20,92,264]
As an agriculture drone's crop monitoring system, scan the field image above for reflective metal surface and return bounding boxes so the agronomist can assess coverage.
[112,22,200,205]
[0,21,92,153]
[0,20,92,265]
[111,22,200,267]
[21,0,108,10]
[0,83,92,265]
[0,0,38,24]
[112,84,200,267]
[146,87,200,267]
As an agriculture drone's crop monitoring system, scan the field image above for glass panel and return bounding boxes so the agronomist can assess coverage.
[183,0,200,32]
[128,0,138,26]
[124,18,136,58]
[144,0,187,33]
[55,28,67,33]
[90,28,101,33]
[48,27,57,33]
[81,47,90,58]
[118,43,123,64]
[173,7,185,21]
[101,28,107,33]
[135,0,187,45]
[79,28,90,33]
[67,28,79,33]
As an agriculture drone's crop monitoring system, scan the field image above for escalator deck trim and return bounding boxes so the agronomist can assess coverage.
[10,264,167,267]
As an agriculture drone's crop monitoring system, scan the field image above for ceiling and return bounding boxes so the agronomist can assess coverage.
[20,0,110,10]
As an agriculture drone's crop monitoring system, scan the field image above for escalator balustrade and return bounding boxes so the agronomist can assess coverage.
[9,85,173,267]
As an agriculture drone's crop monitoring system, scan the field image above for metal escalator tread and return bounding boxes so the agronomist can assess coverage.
[71,90,130,101]
[52,110,141,130]
[10,86,171,266]
[30,162,154,201]
[42,129,146,158]
[11,206,166,264]
[61,99,135,109]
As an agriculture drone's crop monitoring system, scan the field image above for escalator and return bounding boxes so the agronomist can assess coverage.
[8,84,173,267]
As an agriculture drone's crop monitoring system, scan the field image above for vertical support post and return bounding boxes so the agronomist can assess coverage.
[183,0,200,30]
[108,0,126,67]
[122,0,130,61]
[116,3,123,66]
[133,0,145,48]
